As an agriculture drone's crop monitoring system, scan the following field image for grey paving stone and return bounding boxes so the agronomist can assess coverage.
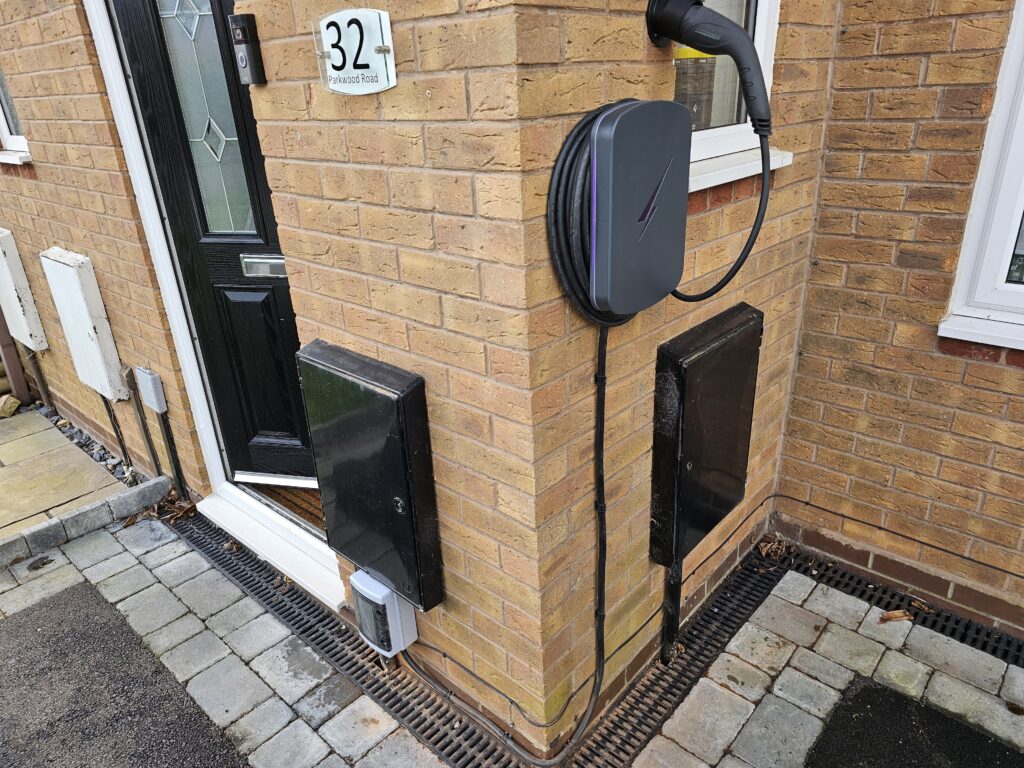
[904,625,1006,694]
[81,551,138,583]
[62,500,114,540]
[61,529,122,569]
[226,697,295,754]
[731,694,824,768]
[24,519,67,554]
[663,678,754,764]
[773,667,841,718]
[173,568,244,619]
[252,636,333,705]
[789,648,855,690]
[144,613,206,656]
[803,584,870,630]
[873,650,931,699]
[249,720,330,768]
[857,606,913,649]
[0,535,29,569]
[108,477,172,520]
[319,696,399,761]
[707,653,772,702]
[725,623,796,676]
[317,757,347,768]
[749,595,826,648]
[161,630,230,682]
[96,563,157,603]
[1001,665,1024,708]
[718,758,754,768]
[0,564,83,615]
[152,551,210,588]
[634,735,709,768]
[925,671,1024,751]
[11,549,70,584]
[139,539,191,569]
[814,624,885,676]
[207,596,264,637]
[295,674,363,729]
[356,729,449,768]
[116,583,188,635]
[771,571,817,605]
[0,568,15,594]
[186,655,273,727]
[225,612,292,661]
[114,519,177,556]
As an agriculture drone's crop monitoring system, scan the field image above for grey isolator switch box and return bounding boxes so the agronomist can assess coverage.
[134,366,167,414]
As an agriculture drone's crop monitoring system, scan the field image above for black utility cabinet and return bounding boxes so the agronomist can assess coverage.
[650,303,763,566]
[297,339,444,610]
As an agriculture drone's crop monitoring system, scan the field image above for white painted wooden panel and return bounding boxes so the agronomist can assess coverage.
[0,228,47,351]
[40,246,128,400]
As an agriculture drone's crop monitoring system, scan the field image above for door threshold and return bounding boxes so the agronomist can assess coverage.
[233,471,319,490]
[196,482,345,610]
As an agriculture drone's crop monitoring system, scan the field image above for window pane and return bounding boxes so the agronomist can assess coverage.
[159,2,255,234]
[673,0,755,132]
[1008,213,1024,285]
[0,69,23,136]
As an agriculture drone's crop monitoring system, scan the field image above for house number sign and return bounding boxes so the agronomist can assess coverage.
[315,9,397,96]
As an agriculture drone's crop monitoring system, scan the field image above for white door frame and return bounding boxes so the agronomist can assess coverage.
[82,0,345,610]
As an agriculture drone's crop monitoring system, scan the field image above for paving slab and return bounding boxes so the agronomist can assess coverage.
[249,719,330,768]
[770,571,817,605]
[139,539,192,569]
[115,519,177,556]
[924,672,1024,751]
[11,548,70,584]
[731,694,824,768]
[0,512,49,539]
[161,630,230,682]
[725,623,796,675]
[252,635,334,705]
[355,729,449,768]
[814,624,885,677]
[634,735,710,768]
[186,655,273,727]
[97,563,157,603]
[152,551,210,587]
[225,612,292,661]
[173,568,245,619]
[0,410,53,444]
[707,653,772,702]
[116,582,188,635]
[789,648,855,690]
[144,613,206,656]
[772,667,841,718]
[0,568,15,594]
[47,483,122,519]
[857,605,914,649]
[317,757,347,768]
[207,596,265,636]
[226,697,295,754]
[749,595,826,647]
[0,425,69,464]
[904,625,1007,694]
[319,696,399,761]
[1002,665,1024,708]
[82,551,138,583]
[295,674,363,729]
[803,585,869,630]
[873,650,931,699]
[662,678,754,764]
[0,564,83,615]
[0,443,115,525]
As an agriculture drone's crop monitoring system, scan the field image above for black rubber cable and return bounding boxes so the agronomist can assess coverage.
[673,134,771,302]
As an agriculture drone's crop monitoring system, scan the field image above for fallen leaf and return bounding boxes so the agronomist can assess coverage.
[1008,702,1024,716]
[879,609,913,624]
[910,598,936,614]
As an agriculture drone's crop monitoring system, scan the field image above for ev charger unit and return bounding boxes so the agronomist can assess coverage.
[349,569,418,657]
[590,100,692,316]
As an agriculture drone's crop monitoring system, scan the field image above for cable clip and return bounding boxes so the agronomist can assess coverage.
[593,374,607,386]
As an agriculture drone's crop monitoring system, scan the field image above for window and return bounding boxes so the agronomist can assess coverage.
[672,0,780,163]
[0,68,29,162]
[940,4,1024,351]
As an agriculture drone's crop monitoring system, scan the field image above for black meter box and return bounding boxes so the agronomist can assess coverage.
[650,303,763,566]
[297,339,444,611]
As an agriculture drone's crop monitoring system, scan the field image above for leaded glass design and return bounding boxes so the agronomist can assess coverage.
[0,69,22,136]
[1009,214,1024,285]
[159,1,255,234]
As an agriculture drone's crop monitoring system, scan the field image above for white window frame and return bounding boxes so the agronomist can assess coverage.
[684,0,789,191]
[0,72,30,164]
[940,1,1024,350]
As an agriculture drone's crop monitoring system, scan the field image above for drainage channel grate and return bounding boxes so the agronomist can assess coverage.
[780,550,1024,667]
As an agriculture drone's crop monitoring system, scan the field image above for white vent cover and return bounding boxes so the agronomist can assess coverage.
[41,246,128,401]
[0,228,47,351]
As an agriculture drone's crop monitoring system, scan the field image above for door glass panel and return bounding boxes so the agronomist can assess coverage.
[673,0,755,132]
[159,1,255,234]
[1008,213,1024,285]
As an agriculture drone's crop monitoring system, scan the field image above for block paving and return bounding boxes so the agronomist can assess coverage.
[0,518,443,768]
[637,570,1024,768]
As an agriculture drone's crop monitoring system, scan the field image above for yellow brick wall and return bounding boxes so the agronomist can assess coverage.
[239,0,836,752]
[778,0,1024,634]
[0,0,207,495]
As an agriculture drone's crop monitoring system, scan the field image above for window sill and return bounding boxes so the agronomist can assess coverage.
[939,312,1024,352]
[0,150,31,166]
[690,146,793,193]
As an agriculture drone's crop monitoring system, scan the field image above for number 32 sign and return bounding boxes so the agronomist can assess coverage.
[315,9,397,96]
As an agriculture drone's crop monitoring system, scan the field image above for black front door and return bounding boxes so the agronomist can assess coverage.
[112,0,313,479]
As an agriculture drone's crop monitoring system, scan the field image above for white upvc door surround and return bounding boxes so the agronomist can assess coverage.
[82,0,345,610]
[940,0,1024,351]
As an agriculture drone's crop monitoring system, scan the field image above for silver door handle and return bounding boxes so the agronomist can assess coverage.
[240,254,287,278]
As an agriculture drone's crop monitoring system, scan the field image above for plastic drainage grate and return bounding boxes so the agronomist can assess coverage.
[171,515,1022,767]
[779,550,1024,668]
